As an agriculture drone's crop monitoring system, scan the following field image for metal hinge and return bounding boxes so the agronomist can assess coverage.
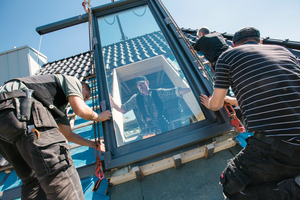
[164,17,172,25]
[93,37,98,48]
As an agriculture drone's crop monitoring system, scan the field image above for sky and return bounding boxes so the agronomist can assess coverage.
[0,0,299,63]
[98,6,160,45]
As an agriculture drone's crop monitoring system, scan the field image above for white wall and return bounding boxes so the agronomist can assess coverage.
[0,46,47,86]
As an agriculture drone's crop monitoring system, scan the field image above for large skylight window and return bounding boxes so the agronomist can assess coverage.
[98,5,204,147]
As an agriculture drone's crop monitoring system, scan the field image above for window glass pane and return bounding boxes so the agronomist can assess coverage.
[98,5,205,147]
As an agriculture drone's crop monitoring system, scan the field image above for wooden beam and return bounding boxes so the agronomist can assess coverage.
[0,165,13,173]
[109,138,236,185]
[71,121,94,130]
[205,144,215,159]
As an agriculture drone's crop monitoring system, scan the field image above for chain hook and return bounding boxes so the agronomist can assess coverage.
[224,104,245,133]
[82,0,91,13]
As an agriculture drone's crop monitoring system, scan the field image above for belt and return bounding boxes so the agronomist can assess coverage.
[0,90,26,101]
[253,132,275,144]
[253,132,300,155]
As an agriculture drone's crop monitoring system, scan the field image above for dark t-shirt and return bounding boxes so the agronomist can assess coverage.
[193,33,230,65]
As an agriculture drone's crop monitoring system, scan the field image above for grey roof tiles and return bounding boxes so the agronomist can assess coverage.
[36,31,171,80]
[36,29,300,80]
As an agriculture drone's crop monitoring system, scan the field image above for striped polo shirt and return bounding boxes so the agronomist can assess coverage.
[214,41,300,139]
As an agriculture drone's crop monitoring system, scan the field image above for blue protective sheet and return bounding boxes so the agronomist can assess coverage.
[73,124,100,141]
[0,172,8,193]
[70,146,96,168]
[0,170,21,193]
[82,176,109,200]
[0,171,6,184]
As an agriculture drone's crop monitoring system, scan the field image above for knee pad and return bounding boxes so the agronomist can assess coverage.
[220,159,252,195]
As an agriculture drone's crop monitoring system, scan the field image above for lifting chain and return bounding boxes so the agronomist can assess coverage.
[82,0,104,192]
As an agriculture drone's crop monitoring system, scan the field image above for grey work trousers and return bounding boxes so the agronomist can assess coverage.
[0,98,84,200]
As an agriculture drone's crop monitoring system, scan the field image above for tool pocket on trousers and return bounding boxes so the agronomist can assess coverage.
[34,140,73,176]
[220,159,253,195]
[32,100,58,128]
[0,99,26,143]
[28,119,72,177]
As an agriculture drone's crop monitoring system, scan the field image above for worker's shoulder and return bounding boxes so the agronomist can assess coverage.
[203,32,224,39]
[54,74,80,84]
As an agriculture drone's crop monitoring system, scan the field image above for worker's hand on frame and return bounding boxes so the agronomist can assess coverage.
[98,110,112,121]
[200,94,210,109]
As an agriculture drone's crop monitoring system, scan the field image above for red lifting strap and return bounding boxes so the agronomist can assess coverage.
[82,0,91,13]
[82,2,88,12]
[224,103,245,133]
[92,142,105,192]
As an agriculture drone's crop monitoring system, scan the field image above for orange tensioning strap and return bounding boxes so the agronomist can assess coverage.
[31,129,40,139]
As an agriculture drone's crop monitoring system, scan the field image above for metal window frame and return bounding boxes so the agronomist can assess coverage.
[35,0,233,171]
[91,0,232,170]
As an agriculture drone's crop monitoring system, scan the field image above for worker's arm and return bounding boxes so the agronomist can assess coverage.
[57,123,96,148]
[109,95,126,114]
[68,95,111,122]
[224,96,239,106]
[178,88,191,95]
[200,88,228,111]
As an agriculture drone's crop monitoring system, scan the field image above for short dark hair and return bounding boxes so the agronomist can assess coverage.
[197,27,210,36]
[81,82,91,92]
[234,36,261,46]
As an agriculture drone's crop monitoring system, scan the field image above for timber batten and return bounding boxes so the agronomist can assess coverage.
[108,137,236,185]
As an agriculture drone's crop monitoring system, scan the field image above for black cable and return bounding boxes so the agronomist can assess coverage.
[104,16,116,25]
[132,7,146,17]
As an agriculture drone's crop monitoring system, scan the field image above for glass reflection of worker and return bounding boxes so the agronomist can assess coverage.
[110,76,191,138]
